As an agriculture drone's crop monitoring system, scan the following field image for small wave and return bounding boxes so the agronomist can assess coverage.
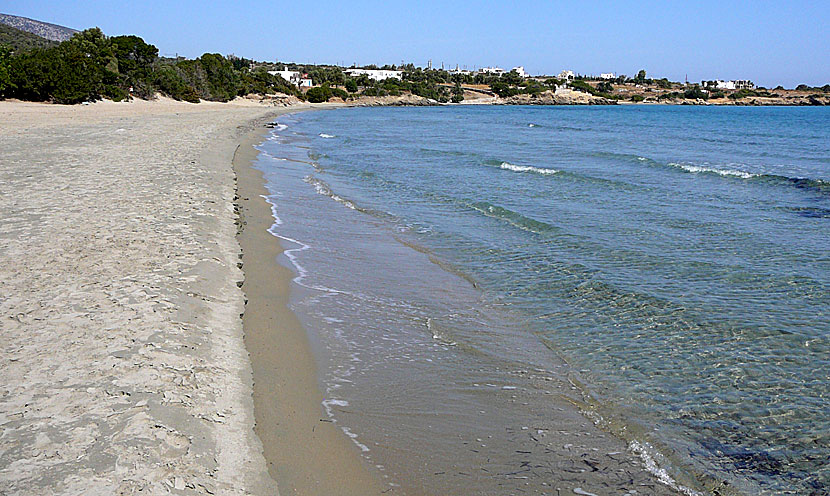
[319,133,336,138]
[304,176,357,210]
[499,162,559,175]
[630,441,702,496]
[468,201,558,234]
[528,123,538,128]
[426,318,457,346]
[668,163,830,193]
[669,163,759,179]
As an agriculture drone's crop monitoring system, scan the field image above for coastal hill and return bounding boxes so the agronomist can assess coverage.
[0,13,77,42]
[0,23,56,53]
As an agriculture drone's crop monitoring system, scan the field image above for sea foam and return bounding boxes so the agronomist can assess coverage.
[670,162,758,179]
[499,162,558,175]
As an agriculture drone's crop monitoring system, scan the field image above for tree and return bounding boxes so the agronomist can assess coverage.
[0,44,11,95]
[452,80,464,103]
[501,70,523,85]
[597,81,613,93]
[635,69,647,84]
[306,85,331,103]
[344,78,358,92]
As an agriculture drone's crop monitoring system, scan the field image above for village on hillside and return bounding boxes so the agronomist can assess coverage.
[255,60,830,106]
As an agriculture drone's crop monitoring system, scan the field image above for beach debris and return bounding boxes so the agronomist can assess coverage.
[573,489,598,496]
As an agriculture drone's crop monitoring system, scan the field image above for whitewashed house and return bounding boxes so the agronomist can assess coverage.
[511,66,528,78]
[478,67,506,75]
[702,80,755,90]
[600,72,615,79]
[344,69,403,81]
[268,67,302,85]
[558,70,575,80]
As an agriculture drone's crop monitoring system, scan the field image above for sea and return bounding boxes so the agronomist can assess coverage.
[254,105,829,495]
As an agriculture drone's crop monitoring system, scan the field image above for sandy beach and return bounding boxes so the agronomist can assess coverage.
[0,97,380,495]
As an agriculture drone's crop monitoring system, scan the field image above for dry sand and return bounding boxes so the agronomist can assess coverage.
[0,97,377,495]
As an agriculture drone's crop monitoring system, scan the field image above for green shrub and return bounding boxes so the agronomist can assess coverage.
[0,44,11,95]
[330,87,348,100]
[306,86,330,102]
[683,85,708,100]
[630,94,645,102]
[102,84,128,101]
[345,79,358,92]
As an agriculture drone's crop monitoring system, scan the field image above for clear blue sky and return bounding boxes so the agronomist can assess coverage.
[3,0,828,87]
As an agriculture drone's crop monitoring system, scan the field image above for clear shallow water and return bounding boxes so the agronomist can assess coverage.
[256,106,829,495]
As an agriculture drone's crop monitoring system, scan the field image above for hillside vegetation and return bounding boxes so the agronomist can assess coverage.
[0,24,56,53]
[0,27,301,104]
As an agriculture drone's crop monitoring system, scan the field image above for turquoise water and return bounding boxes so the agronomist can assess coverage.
[256,106,829,495]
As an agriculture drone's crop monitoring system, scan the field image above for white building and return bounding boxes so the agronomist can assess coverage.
[299,77,313,87]
[478,66,505,75]
[344,69,403,81]
[449,65,471,76]
[268,67,302,85]
[702,79,755,90]
[511,66,528,78]
[558,70,575,80]
[600,72,615,79]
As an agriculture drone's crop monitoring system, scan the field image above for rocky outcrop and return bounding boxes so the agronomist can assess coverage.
[0,13,77,42]
[655,94,830,106]
[350,94,438,106]
[500,89,616,105]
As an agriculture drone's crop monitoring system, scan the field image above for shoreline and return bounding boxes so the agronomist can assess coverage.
[246,105,699,496]
[232,106,388,495]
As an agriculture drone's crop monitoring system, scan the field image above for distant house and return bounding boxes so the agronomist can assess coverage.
[268,67,302,86]
[299,76,313,87]
[600,73,615,80]
[478,66,506,76]
[558,70,575,80]
[344,69,403,81]
[702,79,755,90]
[511,66,528,78]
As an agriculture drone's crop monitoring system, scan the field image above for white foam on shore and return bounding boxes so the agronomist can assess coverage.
[260,195,282,225]
[341,426,370,452]
[499,162,558,175]
[629,441,702,496]
[260,195,347,296]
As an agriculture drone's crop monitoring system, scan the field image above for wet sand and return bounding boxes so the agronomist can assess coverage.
[233,115,387,495]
